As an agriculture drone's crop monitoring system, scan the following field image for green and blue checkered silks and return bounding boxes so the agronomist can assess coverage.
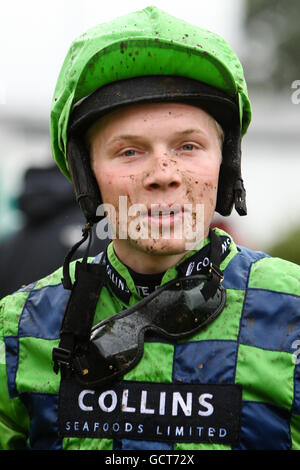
[1,228,300,450]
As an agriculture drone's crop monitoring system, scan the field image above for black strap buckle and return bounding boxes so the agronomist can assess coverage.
[209,263,224,283]
[73,355,90,377]
[52,347,72,373]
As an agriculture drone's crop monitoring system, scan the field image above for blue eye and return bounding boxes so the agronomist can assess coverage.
[123,149,136,156]
[182,144,195,151]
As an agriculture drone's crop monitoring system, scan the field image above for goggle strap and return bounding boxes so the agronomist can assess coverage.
[53,259,106,375]
[201,228,223,301]
[208,228,221,266]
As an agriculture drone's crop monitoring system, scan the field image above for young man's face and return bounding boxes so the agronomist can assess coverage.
[88,102,222,273]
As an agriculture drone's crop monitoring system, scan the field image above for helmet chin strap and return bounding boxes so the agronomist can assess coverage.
[234,178,247,216]
[62,222,94,290]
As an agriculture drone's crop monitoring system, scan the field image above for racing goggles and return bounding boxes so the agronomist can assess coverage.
[71,273,226,387]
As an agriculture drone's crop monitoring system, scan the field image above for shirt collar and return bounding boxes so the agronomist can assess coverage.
[98,228,235,305]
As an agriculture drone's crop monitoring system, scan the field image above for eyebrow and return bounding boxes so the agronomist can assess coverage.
[108,134,143,145]
[107,129,208,145]
[172,128,208,137]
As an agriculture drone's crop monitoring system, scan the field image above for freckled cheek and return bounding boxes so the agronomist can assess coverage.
[95,171,137,209]
[93,169,117,205]
[184,172,219,222]
[185,170,219,200]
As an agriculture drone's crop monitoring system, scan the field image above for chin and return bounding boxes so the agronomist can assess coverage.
[128,237,195,256]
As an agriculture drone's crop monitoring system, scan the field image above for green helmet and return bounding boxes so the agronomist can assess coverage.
[50,6,251,223]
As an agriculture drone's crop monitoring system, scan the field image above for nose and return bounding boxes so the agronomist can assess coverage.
[143,152,182,191]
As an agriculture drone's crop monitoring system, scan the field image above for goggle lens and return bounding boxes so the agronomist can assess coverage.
[73,275,226,386]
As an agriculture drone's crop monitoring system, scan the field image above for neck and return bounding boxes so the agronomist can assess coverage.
[113,241,187,274]
[112,231,209,275]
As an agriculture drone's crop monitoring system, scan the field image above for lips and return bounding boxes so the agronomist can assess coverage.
[143,203,187,229]
[148,203,183,217]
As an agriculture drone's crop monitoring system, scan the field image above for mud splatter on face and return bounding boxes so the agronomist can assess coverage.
[89,101,222,273]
